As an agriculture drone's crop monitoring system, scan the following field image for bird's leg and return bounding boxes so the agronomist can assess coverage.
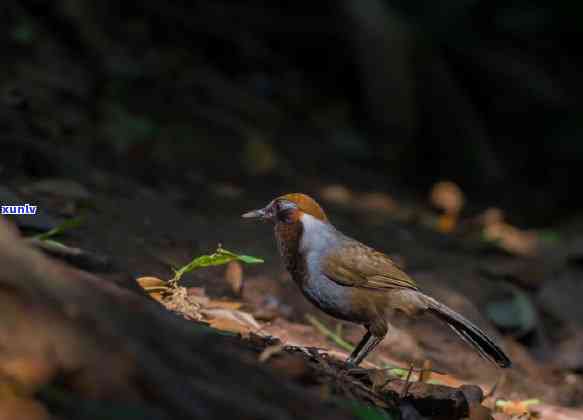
[346,330,383,366]
[347,331,371,364]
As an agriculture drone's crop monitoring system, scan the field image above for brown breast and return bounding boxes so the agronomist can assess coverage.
[274,221,309,287]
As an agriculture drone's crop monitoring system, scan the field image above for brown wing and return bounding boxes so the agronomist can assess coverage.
[321,241,418,291]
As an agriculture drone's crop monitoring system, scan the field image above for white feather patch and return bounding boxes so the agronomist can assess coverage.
[299,213,334,254]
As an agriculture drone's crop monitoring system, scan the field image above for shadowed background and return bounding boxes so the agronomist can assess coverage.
[2,0,582,223]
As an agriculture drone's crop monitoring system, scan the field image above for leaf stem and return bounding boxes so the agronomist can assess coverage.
[306,314,354,352]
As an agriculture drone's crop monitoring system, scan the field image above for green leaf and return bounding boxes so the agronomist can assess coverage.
[379,363,411,380]
[168,246,263,286]
[43,239,68,248]
[34,217,84,241]
[236,254,265,264]
[388,367,410,380]
[427,378,444,385]
[496,399,541,408]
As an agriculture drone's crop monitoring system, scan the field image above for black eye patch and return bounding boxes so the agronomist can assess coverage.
[275,200,297,223]
[277,208,295,223]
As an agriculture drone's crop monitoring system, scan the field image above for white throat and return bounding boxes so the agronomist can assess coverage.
[299,213,335,254]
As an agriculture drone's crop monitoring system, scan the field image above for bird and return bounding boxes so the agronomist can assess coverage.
[242,193,511,368]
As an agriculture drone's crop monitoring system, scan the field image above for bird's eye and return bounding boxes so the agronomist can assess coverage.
[277,209,294,223]
[275,201,296,223]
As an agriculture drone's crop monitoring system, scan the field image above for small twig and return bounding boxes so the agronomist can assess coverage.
[484,370,506,400]
[305,314,354,352]
[400,363,415,398]
[419,359,432,383]
[335,322,344,338]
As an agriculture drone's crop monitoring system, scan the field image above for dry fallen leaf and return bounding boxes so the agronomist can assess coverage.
[136,277,169,301]
[136,276,167,289]
[430,181,465,215]
[483,222,539,257]
[160,285,261,338]
[430,181,465,233]
[225,261,243,295]
[202,308,261,329]
[437,214,457,233]
[149,292,163,302]
[202,307,262,338]
[473,207,539,256]
[496,399,540,417]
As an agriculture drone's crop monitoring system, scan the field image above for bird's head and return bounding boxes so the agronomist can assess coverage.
[241,193,328,225]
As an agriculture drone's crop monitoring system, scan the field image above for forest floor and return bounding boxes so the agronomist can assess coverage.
[3,155,583,419]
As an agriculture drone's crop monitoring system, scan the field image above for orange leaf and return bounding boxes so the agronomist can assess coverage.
[437,214,457,233]
[430,181,465,214]
[149,292,164,302]
[136,276,167,289]
[225,261,243,294]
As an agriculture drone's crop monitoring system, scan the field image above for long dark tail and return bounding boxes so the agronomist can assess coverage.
[421,294,512,368]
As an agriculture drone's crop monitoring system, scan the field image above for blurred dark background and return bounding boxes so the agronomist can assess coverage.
[2,0,582,225]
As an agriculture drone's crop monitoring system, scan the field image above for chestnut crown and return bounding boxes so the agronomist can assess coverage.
[241,193,328,223]
[277,193,328,222]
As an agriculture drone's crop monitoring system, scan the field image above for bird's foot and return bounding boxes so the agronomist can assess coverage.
[345,355,358,367]
[343,359,359,370]
[342,357,370,376]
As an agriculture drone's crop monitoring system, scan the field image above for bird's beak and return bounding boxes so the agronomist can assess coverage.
[241,207,267,220]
